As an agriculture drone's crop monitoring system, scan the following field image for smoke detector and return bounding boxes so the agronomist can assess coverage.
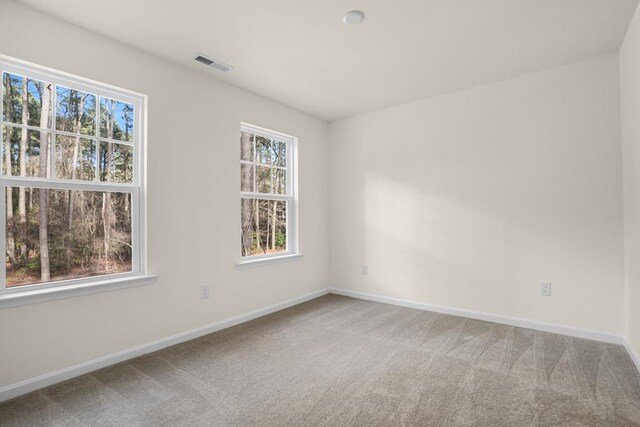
[343,10,365,25]
[194,54,233,72]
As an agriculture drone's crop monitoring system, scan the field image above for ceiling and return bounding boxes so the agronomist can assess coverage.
[16,0,640,121]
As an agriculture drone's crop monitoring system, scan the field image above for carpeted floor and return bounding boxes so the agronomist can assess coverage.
[1,294,640,426]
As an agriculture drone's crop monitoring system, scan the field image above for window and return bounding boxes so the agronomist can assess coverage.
[0,56,150,301]
[239,123,298,262]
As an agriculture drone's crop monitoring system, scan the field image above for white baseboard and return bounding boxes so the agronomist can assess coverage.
[328,287,624,345]
[0,288,330,403]
[1,286,632,403]
[624,339,640,373]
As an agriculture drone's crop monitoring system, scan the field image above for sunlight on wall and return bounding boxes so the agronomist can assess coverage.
[360,168,623,323]
[362,173,512,312]
[330,56,624,335]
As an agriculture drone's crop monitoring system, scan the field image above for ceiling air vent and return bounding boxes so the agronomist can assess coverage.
[194,54,232,72]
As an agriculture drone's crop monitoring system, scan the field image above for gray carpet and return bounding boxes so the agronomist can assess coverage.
[1,294,640,426]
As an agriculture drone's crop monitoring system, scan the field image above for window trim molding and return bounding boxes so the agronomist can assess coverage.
[235,252,303,269]
[0,54,152,301]
[239,122,298,263]
[0,274,158,309]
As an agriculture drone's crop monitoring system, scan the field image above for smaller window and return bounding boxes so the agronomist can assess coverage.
[240,123,297,259]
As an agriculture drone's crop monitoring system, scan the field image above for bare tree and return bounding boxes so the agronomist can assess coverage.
[102,100,115,270]
[240,132,254,256]
[271,164,280,252]
[18,77,29,261]
[123,105,131,215]
[38,82,52,281]
[4,76,16,264]
[265,204,270,250]
[254,199,262,252]
[271,143,284,251]
[68,91,86,229]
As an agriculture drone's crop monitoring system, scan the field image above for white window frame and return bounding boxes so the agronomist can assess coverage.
[237,122,300,268]
[0,55,155,309]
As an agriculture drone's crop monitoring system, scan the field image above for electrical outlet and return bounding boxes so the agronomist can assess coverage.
[200,285,210,299]
[540,282,552,297]
[361,264,369,275]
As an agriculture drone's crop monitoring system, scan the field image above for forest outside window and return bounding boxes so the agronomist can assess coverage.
[240,123,298,263]
[0,56,148,298]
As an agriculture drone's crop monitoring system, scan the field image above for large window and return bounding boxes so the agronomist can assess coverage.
[240,123,297,260]
[0,56,147,296]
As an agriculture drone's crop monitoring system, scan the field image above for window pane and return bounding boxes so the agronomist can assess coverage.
[274,168,286,194]
[1,125,18,176]
[55,135,96,181]
[99,141,133,183]
[256,136,272,164]
[240,131,254,161]
[100,97,134,142]
[2,125,50,177]
[272,140,287,167]
[240,198,287,257]
[2,73,20,122]
[56,86,96,135]
[6,187,132,287]
[2,73,53,128]
[240,163,254,192]
[256,165,271,193]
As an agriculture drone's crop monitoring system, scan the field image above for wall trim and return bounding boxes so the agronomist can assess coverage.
[0,288,330,403]
[1,286,633,403]
[329,287,624,345]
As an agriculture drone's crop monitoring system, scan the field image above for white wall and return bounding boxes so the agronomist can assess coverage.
[620,4,640,361]
[329,54,624,335]
[0,0,329,388]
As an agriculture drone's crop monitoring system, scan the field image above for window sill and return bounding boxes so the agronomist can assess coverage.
[236,253,303,270]
[0,274,158,309]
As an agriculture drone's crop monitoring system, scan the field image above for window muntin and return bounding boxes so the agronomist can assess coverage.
[0,57,145,291]
[240,124,296,259]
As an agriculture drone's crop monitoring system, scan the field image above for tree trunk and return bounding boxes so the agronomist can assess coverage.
[102,192,111,269]
[4,76,16,264]
[38,83,52,282]
[18,77,28,261]
[6,184,15,265]
[254,199,262,252]
[265,204,270,251]
[271,201,277,251]
[240,132,253,256]
[68,92,85,229]
[271,170,279,251]
[102,101,115,270]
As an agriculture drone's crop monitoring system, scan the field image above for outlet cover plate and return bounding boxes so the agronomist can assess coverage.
[200,285,210,299]
[540,282,552,297]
